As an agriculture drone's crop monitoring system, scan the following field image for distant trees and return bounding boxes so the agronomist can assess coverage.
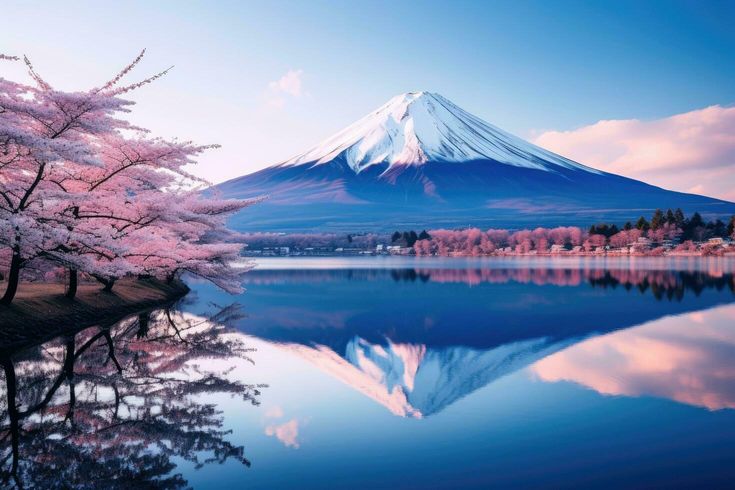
[0,51,256,304]
[410,209,734,257]
[390,230,421,247]
[242,232,384,250]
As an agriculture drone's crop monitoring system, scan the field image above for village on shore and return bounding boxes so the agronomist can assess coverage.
[243,209,735,259]
[244,235,735,258]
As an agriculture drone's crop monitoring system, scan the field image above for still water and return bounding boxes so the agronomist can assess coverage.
[2,257,735,488]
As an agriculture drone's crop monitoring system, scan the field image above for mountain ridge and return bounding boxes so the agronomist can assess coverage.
[218,92,735,231]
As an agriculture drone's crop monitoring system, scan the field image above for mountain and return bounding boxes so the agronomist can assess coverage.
[219,92,734,231]
[276,335,576,418]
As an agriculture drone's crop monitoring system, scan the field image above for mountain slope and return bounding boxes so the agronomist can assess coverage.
[219,92,734,231]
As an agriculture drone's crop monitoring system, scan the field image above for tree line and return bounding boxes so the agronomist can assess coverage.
[587,208,734,242]
[396,209,735,256]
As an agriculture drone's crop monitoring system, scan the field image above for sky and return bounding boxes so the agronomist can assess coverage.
[2,0,734,199]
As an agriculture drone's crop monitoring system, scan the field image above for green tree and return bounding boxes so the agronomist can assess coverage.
[674,208,686,227]
[650,209,664,230]
[636,216,650,231]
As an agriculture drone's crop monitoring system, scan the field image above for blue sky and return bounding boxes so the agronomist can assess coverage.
[3,0,734,190]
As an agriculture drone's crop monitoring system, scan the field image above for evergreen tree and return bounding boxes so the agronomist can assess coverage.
[418,230,431,240]
[674,208,686,227]
[665,209,675,224]
[728,216,735,238]
[711,219,726,238]
[623,221,633,231]
[690,212,704,228]
[391,231,401,243]
[636,216,650,231]
[650,209,664,230]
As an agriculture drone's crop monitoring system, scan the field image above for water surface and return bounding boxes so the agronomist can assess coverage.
[2,257,735,488]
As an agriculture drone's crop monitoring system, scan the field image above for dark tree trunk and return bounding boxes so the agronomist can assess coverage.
[92,274,116,292]
[2,358,20,482]
[66,268,78,300]
[63,336,76,425]
[1,249,22,305]
[136,311,151,339]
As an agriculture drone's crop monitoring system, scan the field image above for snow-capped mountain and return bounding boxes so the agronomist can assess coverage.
[219,92,734,231]
[281,91,598,174]
[276,335,575,418]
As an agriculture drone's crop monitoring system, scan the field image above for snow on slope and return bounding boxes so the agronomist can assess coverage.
[277,334,575,418]
[282,91,600,174]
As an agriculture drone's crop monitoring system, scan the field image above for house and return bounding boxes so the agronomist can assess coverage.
[550,244,565,253]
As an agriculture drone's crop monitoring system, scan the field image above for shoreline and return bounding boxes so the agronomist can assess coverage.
[0,278,189,356]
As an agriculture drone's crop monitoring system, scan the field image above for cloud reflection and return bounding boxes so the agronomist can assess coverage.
[531,304,735,410]
[265,419,301,449]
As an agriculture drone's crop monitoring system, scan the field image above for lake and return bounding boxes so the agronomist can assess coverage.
[2,256,735,488]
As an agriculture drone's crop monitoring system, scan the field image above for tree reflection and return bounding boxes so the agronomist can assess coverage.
[0,303,261,489]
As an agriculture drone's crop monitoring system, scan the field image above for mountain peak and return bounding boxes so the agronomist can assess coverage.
[282,92,598,174]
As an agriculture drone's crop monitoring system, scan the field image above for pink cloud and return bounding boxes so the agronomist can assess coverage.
[532,105,735,201]
[265,419,301,448]
[531,305,735,411]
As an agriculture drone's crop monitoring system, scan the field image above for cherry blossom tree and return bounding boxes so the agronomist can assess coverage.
[1,51,257,303]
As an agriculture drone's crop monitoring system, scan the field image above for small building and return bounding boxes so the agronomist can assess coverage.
[550,244,565,253]
[708,237,724,245]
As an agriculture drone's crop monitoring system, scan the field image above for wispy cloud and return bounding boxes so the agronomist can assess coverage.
[265,69,304,108]
[532,105,735,202]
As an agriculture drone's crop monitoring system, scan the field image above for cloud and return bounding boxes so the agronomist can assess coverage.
[264,405,284,419]
[265,419,301,448]
[532,105,735,201]
[531,305,735,411]
[265,69,304,108]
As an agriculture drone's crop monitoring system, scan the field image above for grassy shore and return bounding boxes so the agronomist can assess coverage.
[0,278,189,355]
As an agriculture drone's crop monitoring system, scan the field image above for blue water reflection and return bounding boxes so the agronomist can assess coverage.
[180,257,735,488]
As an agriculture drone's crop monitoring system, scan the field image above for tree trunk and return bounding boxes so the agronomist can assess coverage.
[92,274,116,292]
[2,358,20,482]
[1,249,22,305]
[66,268,78,300]
[63,336,76,425]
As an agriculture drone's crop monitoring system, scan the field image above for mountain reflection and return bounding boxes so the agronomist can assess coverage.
[229,265,735,418]
[532,304,735,411]
[278,335,576,418]
[0,304,260,489]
